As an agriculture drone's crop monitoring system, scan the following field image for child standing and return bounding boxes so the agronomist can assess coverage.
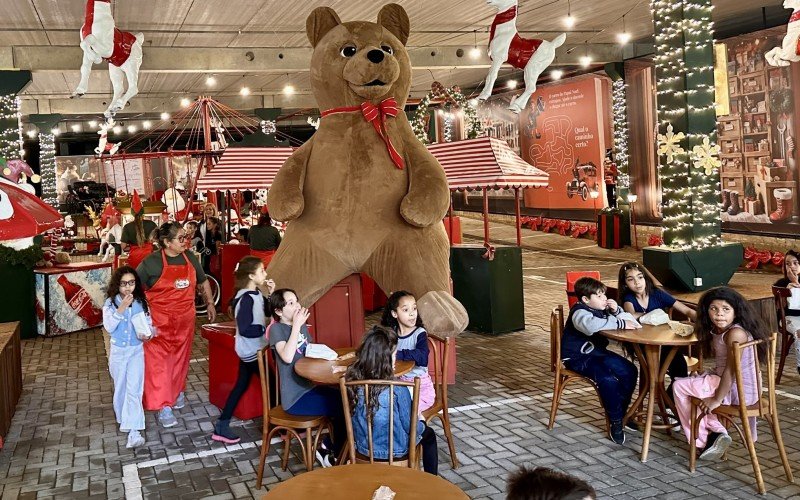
[672,287,768,460]
[774,250,800,377]
[345,326,438,475]
[381,291,435,412]
[211,256,274,444]
[269,288,345,467]
[562,277,640,444]
[618,261,696,395]
[103,266,152,449]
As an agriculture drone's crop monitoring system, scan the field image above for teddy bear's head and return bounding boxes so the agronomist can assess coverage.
[306,4,411,110]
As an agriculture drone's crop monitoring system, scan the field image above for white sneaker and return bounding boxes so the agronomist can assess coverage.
[158,407,177,428]
[699,432,732,460]
[126,430,145,449]
[173,392,185,410]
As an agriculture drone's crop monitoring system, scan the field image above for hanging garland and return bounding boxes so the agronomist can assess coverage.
[412,82,482,144]
[0,243,44,269]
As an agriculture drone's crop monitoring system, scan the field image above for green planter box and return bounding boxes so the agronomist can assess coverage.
[643,243,744,292]
[450,245,524,334]
[0,262,35,339]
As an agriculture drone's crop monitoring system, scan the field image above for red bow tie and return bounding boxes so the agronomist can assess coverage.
[321,97,405,170]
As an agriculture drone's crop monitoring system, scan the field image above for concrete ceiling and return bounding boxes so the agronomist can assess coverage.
[0,0,785,118]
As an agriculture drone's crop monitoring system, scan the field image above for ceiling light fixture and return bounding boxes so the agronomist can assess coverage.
[470,30,481,59]
[507,79,518,89]
[142,120,152,129]
[71,124,81,133]
[206,76,216,87]
[88,120,98,128]
[283,84,295,95]
[180,97,191,107]
[112,125,122,134]
[160,112,170,121]
[240,86,250,96]
[617,15,631,45]
[563,0,576,28]
[551,69,564,80]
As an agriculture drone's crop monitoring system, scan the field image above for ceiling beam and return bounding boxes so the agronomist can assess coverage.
[9,44,634,73]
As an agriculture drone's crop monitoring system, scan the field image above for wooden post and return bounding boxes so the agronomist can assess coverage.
[448,190,454,247]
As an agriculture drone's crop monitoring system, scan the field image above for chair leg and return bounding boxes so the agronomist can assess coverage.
[304,427,314,472]
[739,413,765,494]
[766,414,795,484]
[256,429,270,489]
[440,410,459,469]
[776,334,792,385]
[689,402,697,473]
[281,433,292,470]
[548,376,564,430]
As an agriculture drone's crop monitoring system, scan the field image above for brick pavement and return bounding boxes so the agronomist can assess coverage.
[1,216,798,499]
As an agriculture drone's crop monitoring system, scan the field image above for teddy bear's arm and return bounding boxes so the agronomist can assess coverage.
[268,138,314,222]
[400,144,450,228]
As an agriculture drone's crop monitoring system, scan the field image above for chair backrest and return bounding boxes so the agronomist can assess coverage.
[566,271,600,307]
[426,332,451,409]
[730,333,776,418]
[256,346,280,422]
[772,286,792,336]
[338,377,421,467]
[550,305,564,373]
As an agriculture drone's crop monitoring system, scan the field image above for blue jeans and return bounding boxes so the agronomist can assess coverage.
[286,386,345,455]
[564,349,637,422]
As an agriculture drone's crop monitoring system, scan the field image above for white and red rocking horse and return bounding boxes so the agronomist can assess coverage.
[478,0,566,113]
[766,0,800,67]
[72,0,144,119]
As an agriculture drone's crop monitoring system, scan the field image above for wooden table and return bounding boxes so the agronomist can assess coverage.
[600,324,698,462]
[263,463,468,499]
[295,348,415,385]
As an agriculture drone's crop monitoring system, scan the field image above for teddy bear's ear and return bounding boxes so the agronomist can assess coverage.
[306,7,342,48]
[377,4,410,46]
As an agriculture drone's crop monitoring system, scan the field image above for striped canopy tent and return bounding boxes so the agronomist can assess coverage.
[426,137,549,247]
[195,146,294,192]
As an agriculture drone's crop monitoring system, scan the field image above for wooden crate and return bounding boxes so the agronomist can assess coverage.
[721,175,745,193]
[0,322,22,440]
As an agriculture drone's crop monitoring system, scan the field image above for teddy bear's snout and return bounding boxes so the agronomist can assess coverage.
[366,49,385,64]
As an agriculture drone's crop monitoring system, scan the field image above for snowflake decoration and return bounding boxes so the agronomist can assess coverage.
[657,123,686,164]
[691,137,722,175]
[260,120,276,135]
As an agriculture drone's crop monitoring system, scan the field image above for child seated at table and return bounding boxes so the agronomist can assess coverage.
[562,277,640,444]
[672,287,767,460]
[344,325,438,475]
[618,261,696,396]
[506,465,596,500]
[774,249,800,376]
[268,288,345,467]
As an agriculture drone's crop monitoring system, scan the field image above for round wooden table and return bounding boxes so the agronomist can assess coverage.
[263,463,468,499]
[600,323,698,463]
[295,347,415,385]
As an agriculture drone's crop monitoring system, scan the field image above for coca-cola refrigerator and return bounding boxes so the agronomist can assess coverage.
[34,262,112,336]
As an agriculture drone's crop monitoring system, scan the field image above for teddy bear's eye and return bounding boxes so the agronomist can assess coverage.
[381,45,393,55]
[340,45,357,57]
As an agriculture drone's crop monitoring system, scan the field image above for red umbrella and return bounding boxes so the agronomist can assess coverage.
[0,181,63,242]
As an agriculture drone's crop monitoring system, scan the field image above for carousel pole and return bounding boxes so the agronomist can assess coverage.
[448,191,454,247]
[514,187,521,247]
[482,187,489,246]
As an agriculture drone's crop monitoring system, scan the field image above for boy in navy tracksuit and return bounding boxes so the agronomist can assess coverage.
[562,277,639,444]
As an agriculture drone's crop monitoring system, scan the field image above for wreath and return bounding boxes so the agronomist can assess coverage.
[412,82,482,144]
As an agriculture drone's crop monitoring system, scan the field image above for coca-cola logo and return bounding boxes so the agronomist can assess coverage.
[174,278,190,290]
[68,289,91,311]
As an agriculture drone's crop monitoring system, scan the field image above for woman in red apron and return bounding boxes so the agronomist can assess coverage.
[139,222,216,428]
[248,212,281,268]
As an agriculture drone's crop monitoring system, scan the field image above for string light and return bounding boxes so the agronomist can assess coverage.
[0,94,24,161]
[26,129,37,139]
[412,84,482,144]
[652,0,721,249]
[612,79,629,195]
[39,132,58,207]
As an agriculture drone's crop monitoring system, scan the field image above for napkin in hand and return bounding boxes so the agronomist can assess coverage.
[639,309,670,326]
[131,312,154,340]
[305,343,338,360]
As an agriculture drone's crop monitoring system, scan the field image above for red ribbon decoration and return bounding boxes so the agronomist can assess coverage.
[482,243,496,261]
[489,6,517,45]
[321,98,405,170]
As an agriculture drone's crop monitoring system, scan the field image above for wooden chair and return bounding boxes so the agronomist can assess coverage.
[255,347,332,488]
[422,333,459,468]
[547,305,610,434]
[338,377,421,468]
[771,286,796,384]
[688,333,794,495]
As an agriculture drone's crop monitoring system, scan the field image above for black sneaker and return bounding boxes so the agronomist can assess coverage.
[610,421,626,445]
[699,432,731,460]
[315,444,336,468]
[625,420,640,432]
[211,420,241,444]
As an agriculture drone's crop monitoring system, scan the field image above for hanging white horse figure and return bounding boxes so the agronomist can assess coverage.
[478,0,566,113]
[766,0,800,66]
[72,0,144,118]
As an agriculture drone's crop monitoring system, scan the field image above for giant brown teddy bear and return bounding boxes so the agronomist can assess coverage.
[267,4,468,336]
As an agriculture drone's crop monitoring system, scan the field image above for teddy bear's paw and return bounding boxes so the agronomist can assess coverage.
[417,291,468,336]
[400,197,439,228]
[269,196,304,222]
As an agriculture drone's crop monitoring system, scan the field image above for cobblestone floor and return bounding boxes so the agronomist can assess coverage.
[1,217,799,499]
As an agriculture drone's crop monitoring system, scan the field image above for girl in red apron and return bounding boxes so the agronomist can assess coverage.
[140,223,216,427]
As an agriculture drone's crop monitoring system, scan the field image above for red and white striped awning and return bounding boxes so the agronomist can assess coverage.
[427,137,548,190]
[195,147,294,191]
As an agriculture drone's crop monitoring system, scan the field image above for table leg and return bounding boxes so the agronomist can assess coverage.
[657,346,679,416]
[623,343,649,425]
[640,345,660,463]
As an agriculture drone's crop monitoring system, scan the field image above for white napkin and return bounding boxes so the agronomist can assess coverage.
[668,320,694,337]
[131,312,154,340]
[372,486,396,500]
[304,343,338,360]
[639,309,670,326]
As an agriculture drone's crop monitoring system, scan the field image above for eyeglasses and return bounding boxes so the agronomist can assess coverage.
[175,235,187,242]
[120,279,136,287]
